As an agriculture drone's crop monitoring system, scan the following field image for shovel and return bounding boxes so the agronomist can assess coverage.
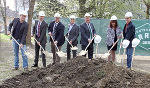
[116,38,123,63]
[11,35,34,59]
[50,36,65,57]
[33,37,51,57]
[79,36,95,56]
[64,36,78,50]
[103,39,120,58]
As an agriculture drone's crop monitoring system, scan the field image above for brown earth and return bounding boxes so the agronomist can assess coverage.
[0,56,150,88]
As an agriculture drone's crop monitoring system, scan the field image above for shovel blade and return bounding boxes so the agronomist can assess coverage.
[103,53,110,58]
[56,51,66,57]
[71,47,78,50]
[25,52,34,58]
[79,50,87,56]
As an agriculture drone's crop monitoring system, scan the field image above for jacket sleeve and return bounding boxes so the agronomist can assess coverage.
[80,25,89,40]
[92,23,96,35]
[39,23,48,43]
[32,21,36,35]
[71,26,79,42]
[56,25,65,42]
[21,23,28,44]
[8,18,15,32]
[48,22,53,33]
[125,25,135,40]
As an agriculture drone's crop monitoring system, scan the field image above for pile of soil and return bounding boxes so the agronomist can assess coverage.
[1,56,150,88]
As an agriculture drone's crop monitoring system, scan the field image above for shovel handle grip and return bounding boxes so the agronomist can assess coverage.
[33,37,45,51]
[85,36,96,51]
[64,36,74,47]
[108,39,120,53]
[50,36,60,51]
[10,34,26,53]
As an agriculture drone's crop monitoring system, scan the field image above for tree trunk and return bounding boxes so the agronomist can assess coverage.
[146,5,150,19]
[1,0,7,35]
[26,0,35,45]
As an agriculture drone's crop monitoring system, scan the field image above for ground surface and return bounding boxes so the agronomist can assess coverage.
[0,34,150,88]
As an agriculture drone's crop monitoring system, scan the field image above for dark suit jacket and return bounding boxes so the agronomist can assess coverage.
[66,24,79,45]
[80,22,96,46]
[32,20,48,45]
[123,21,135,48]
[48,21,65,46]
[8,18,28,45]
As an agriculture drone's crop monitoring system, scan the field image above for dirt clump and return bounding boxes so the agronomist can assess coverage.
[0,56,150,88]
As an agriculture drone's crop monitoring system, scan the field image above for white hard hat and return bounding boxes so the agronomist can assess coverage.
[122,39,130,48]
[94,35,102,43]
[125,12,133,18]
[69,15,76,19]
[54,13,61,18]
[110,15,117,20]
[132,38,140,47]
[19,11,27,16]
[39,11,45,16]
[84,13,91,17]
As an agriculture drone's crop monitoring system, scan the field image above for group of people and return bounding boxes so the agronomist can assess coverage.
[7,11,135,71]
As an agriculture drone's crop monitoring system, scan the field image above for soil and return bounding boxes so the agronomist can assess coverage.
[0,56,150,88]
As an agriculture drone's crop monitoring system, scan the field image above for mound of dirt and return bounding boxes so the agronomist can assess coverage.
[1,56,150,88]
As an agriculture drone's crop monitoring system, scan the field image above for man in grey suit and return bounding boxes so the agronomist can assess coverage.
[80,13,96,60]
[66,15,79,61]
[31,11,48,67]
[8,11,28,70]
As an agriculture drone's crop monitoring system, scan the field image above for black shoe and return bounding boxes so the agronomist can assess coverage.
[32,64,38,67]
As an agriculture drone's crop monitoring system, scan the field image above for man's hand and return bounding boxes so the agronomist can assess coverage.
[37,41,40,46]
[31,34,34,37]
[94,34,96,37]
[54,41,58,45]
[20,44,23,48]
[88,39,91,43]
[70,40,72,44]
[48,32,52,36]
[7,31,11,35]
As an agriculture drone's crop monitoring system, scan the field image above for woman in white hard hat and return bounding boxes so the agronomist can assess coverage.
[106,15,122,62]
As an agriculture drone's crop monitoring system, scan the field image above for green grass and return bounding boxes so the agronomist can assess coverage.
[0,33,11,42]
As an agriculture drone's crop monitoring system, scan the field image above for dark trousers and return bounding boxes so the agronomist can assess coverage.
[66,43,77,60]
[81,43,94,59]
[34,42,46,67]
[51,42,61,64]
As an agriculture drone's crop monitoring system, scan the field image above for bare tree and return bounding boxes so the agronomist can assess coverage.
[143,0,150,19]
[26,0,35,45]
[0,0,7,34]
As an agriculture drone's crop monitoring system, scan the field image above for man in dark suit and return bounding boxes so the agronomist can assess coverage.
[66,15,79,61]
[123,12,135,69]
[8,11,28,70]
[48,13,65,65]
[31,11,48,67]
[80,13,96,60]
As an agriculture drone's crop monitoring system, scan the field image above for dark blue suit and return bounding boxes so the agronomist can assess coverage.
[80,22,96,59]
[123,21,135,48]
[123,21,135,68]
[48,21,65,46]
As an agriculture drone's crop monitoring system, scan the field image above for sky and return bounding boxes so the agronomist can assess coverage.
[5,0,15,11]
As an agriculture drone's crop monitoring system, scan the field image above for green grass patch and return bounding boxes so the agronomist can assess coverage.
[0,33,11,42]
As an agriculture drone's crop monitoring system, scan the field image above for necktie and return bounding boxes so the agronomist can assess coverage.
[87,23,93,39]
[52,23,57,40]
[38,22,40,37]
